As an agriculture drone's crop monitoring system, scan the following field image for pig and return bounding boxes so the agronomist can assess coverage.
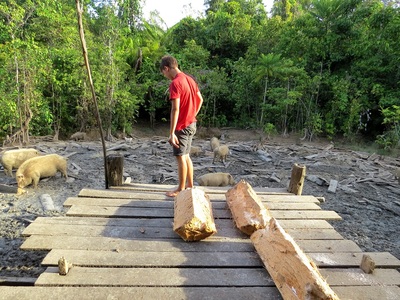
[210,137,220,151]
[190,146,202,157]
[16,154,68,189]
[213,145,230,164]
[0,148,41,177]
[70,132,86,141]
[197,172,235,187]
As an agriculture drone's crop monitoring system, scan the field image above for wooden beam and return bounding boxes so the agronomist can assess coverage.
[251,218,339,299]
[225,180,271,235]
[173,188,217,241]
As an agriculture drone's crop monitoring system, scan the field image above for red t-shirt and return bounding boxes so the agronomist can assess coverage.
[169,73,200,131]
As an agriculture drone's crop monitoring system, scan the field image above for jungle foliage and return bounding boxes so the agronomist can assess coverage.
[0,0,399,149]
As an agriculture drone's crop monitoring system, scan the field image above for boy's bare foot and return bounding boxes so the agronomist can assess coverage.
[165,190,181,197]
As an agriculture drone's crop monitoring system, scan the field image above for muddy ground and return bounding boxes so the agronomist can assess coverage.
[1,123,399,279]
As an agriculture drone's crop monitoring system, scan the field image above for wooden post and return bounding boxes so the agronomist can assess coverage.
[106,154,124,187]
[360,254,375,274]
[288,163,306,195]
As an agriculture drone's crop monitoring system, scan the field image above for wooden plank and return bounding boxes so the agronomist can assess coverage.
[87,185,290,197]
[308,252,400,268]
[21,222,247,240]
[332,286,400,300]
[277,219,334,229]
[112,183,291,195]
[270,210,342,220]
[64,205,340,220]
[296,240,362,253]
[35,267,275,287]
[41,249,263,267]
[0,276,36,285]
[285,228,343,240]
[263,202,321,210]
[22,217,343,240]
[64,197,174,208]
[0,286,283,300]
[27,216,335,232]
[79,187,317,202]
[320,268,400,286]
[21,236,256,252]
[64,205,236,219]
[64,196,321,210]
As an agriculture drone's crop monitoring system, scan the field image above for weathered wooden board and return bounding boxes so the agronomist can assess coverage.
[263,202,322,210]
[64,197,322,210]
[320,268,400,286]
[41,249,400,269]
[308,252,400,268]
[24,217,341,242]
[278,219,334,229]
[0,286,283,300]
[21,223,246,240]
[41,249,263,267]
[296,239,362,253]
[332,286,400,300]
[111,183,291,195]
[78,188,320,203]
[64,204,341,220]
[21,235,256,252]
[35,267,274,287]
[25,217,336,230]
[270,210,342,220]
[285,228,343,240]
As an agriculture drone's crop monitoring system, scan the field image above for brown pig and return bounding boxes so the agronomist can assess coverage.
[70,132,86,141]
[16,154,68,189]
[210,137,220,151]
[0,148,41,177]
[213,145,230,164]
[197,172,235,187]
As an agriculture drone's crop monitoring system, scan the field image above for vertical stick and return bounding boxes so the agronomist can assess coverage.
[288,163,306,195]
[75,0,109,188]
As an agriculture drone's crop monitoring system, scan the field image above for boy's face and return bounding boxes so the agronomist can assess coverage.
[161,66,174,80]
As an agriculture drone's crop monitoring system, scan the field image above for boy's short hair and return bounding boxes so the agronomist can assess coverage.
[160,55,178,71]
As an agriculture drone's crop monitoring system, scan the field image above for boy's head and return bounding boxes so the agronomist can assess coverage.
[160,55,178,71]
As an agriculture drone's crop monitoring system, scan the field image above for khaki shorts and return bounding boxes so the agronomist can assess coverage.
[173,122,196,156]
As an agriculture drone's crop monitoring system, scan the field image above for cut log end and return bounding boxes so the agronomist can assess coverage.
[173,188,217,242]
[226,180,271,235]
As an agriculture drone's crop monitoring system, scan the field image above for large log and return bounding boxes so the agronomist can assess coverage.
[288,163,306,195]
[251,218,339,300]
[225,180,271,235]
[173,188,217,241]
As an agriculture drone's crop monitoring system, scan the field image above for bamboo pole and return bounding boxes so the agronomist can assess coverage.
[75,0,108,188]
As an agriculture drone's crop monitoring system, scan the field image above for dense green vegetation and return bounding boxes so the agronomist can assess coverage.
[0,0,399,150]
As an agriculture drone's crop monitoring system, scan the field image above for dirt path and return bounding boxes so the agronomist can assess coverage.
[1,124,399,279]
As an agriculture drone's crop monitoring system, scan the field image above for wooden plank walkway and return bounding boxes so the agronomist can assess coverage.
[1,183,400,300]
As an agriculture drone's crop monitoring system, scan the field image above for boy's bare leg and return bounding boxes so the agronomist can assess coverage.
[166,155,187,197]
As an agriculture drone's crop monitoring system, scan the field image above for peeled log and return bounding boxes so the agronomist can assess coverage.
[251,218,339,300]
[173,188,217,242]
[225,180,271,235]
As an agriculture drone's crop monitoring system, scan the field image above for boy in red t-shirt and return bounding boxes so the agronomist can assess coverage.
[160,55,204,197]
